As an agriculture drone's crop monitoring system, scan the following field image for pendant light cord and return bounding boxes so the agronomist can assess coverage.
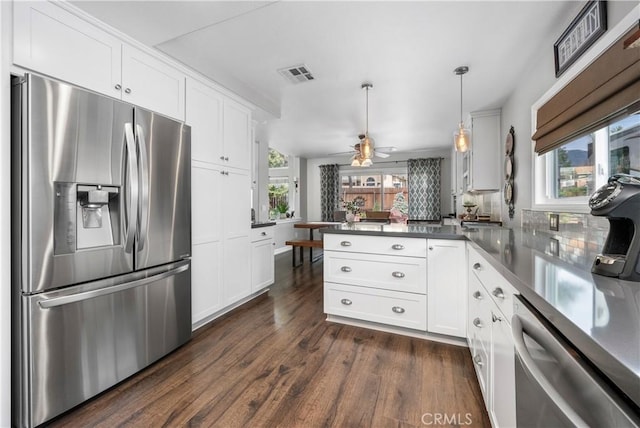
[459,72,463,125]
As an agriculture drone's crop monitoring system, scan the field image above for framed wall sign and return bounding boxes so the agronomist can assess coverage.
[554,0,607,78]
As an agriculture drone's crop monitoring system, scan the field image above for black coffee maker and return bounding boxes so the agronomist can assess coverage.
[589,174,640,281]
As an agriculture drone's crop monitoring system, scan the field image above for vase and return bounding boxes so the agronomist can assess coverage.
[345,212,356,223]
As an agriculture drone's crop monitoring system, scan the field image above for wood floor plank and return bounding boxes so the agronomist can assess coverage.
[48,253,490,428]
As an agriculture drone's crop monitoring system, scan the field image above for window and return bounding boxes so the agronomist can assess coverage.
[535,114,640,207]
[340,170,408,212]
[268,148,297,219]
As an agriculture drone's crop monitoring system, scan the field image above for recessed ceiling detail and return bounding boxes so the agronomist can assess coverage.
[277,64,314,84]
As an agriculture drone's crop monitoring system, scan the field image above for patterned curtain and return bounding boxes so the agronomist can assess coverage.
[319,164,340,221]
[408,158,441,221]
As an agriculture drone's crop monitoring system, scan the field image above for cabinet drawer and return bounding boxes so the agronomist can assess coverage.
[324,234,427,257]
[251,226,275,242]
[324,283,427,331]
[324,252,426,295]
[469,248,517,321]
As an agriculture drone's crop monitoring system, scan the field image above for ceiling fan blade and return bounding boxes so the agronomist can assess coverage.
[328,150,356,156]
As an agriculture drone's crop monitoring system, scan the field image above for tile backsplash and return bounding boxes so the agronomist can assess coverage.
[521,209,609,262]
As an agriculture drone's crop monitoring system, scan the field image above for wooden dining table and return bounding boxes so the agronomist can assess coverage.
[291,221,341,264]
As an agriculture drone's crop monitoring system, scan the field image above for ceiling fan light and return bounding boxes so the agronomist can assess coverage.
[454,123,471,152]
[361,158,373,167]
[351,157,361,167]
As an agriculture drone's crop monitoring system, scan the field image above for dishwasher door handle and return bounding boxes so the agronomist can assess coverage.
[511,314,589,428]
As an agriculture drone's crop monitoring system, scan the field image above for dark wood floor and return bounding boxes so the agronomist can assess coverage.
[50,252,490,427]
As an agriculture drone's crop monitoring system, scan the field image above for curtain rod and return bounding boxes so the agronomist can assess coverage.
[336,157,444,167]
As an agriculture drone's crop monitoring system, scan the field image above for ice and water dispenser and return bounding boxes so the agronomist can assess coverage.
[54,182,121,254]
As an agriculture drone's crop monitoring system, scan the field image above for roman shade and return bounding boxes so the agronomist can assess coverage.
[533,23,640,155]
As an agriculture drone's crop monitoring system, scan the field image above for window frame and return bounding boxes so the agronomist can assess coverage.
[531,9,639,213]
[339,165,408,212]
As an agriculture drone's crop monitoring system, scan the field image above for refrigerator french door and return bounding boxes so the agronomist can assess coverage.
[12,74,192,428]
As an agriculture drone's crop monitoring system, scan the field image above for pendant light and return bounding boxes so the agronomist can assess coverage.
[453,66,470,153]
[360,82,374,164]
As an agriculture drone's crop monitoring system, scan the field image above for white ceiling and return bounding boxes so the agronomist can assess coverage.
[72,0,579,159]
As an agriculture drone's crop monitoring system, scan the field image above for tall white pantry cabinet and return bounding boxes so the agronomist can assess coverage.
[187,77,253,326]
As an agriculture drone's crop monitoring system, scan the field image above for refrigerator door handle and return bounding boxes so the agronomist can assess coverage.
[511,314,589,428]
[135,124,150,251]
[124,123,139,253]
[38,263,190,309]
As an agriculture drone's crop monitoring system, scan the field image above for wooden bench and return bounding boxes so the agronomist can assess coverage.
[285,239,323,267]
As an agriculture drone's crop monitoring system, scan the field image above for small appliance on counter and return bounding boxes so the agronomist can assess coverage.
[589,174,640,281]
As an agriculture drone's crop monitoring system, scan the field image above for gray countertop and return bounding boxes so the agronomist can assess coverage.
[321,223,640,409]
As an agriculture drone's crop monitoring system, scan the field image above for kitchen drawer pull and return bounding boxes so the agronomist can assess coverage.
[473,262,482,270]
[114,84,122,90]
[340,266,352,273]
[492,312,503,323]
[472,290,483,300]
[340,298,352,306]
[261,231,267,236]
[473,354,483,367]
[224,156,229,161]
[219,156,225,161]
[124,87,132,94]
[391,244,405,250]
[492,287,505,299]
[392,271,405,278]
[391,306,405,314]
[340,241,352,247]
[473,317,483,328]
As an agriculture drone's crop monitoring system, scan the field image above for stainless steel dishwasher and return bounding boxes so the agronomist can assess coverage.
[512,295,640,427]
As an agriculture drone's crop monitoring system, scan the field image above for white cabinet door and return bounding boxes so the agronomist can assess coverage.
[427,239,467,337]
[191,162,222,245]
[222,169,251,240]
[186,79,223,164]
[121,44,185,120]
[223,236,251,305]
[467,110,501,191]
[251,238,274,292]
[223,99,251,170]
[13,1,122,97]
[490,309,516,428]
[192,241,223,323]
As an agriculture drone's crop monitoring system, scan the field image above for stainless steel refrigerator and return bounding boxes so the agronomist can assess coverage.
[11,74,192,427]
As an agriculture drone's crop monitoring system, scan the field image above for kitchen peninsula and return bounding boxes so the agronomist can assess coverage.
[321,223,640,427]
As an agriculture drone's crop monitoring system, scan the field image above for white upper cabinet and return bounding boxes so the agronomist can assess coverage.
[13,1,121,97]
[186,78,224,164]
[13,2,186,121]
[121,44,185,120]
[462,109,501,192]
[223,99,251,170]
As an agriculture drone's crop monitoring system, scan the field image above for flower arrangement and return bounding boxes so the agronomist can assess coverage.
[340,198,362,215]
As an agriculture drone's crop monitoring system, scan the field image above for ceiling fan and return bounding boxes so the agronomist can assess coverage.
[328,82,396,167]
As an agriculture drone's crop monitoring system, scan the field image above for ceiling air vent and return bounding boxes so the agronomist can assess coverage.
[278,64,314,84]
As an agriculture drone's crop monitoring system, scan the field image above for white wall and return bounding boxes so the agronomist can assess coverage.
[499,0,638,226]
[305,149,451,221]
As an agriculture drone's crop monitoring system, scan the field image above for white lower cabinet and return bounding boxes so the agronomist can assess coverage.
[325,284,427,330]
[192,241,223,323]
[251,227,275,292]
[467,246,517,428]
[323,234,428,331]
[427,239,467,337]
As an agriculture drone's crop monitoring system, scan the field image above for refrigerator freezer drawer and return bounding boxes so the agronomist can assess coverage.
[18,261,191,428]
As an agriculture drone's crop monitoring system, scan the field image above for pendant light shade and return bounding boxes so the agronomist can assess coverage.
[453,66,470,153]
[360,83,374,163]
